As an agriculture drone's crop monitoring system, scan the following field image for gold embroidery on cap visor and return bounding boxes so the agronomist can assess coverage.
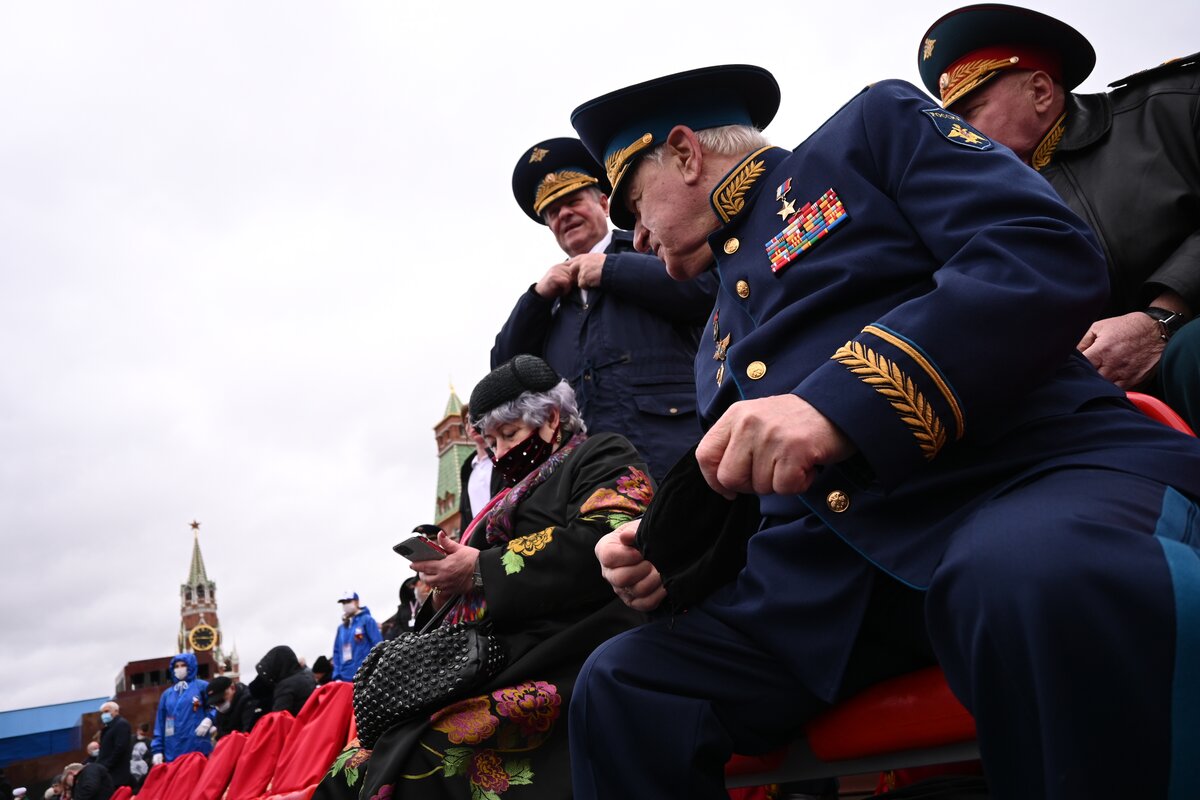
[923,38,936,61]
[939,56,1021,107]
[532,170,601,216]
[604,133,655,197]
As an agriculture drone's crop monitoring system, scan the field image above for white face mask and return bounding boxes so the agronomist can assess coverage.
[216,700,232,713]
[174,665,189,681]
[341,602,357,615]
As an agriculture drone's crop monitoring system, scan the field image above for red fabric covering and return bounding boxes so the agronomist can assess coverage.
[109,787,133,800]
[224,711,295,800]
[266,682,354,796]
[189,731,248,800]
[1128,391,1196,435]
[162,752,208,799]
[728,787,775,800]
[725,750,786,777]
[136,763,172,800]
[805,666,975,762]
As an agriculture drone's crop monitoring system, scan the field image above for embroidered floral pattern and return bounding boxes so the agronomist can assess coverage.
[367,784,393,800]
[430,696,500,745]
[501,527,555,574]
[327,741,372,788]
[493,681,561,737]
[616,467,653,502]
[468,750,510,793]
[580,488,643,516]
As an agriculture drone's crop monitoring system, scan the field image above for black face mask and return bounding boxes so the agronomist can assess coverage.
[492,426,557,486]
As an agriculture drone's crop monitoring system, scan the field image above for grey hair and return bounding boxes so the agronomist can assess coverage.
[475,380,586,438]
[642,124,771,166]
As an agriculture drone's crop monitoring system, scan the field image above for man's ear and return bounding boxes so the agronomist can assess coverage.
[1028,70,1059,115]
[664,125,704,185]
[598,193,610,216]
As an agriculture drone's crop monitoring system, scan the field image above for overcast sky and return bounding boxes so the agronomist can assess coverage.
[2,0,1196,713]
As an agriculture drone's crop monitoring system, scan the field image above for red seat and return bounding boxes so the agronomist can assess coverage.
[109,786,133,800]
[162,752,208,799]
[726,391,1196,788]
[189,731,248,800]
[259,681,354,800]
[224,711,295,800]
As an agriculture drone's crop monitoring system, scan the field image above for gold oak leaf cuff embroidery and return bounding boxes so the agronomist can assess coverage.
[833,340,948,460]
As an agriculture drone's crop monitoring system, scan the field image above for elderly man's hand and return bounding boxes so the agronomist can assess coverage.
[1077,312,1166,388]
[698,394,856,499]
[596,521,666,612]
[534,261,578,299]
[414,532,479,597]
[571,253,607,289]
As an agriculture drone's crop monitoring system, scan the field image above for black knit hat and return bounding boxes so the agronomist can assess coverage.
[469,355,561,425]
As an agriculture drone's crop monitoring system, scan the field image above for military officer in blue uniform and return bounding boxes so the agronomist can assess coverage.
[566,65,1200,799]
[917,4,1200,429]
[493,138,717,482]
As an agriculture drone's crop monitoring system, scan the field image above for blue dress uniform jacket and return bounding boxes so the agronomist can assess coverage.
[492,231,716,482]
[570,79,1200,800]
[699,80,1200,592]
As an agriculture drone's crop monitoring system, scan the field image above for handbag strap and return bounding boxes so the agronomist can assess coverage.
[418,593,464,634]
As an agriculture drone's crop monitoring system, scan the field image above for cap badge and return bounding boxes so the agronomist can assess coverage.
[529,147,549,163]
[764,187,849,273]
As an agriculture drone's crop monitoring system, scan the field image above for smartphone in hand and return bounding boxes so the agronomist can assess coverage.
[393,535,448,561]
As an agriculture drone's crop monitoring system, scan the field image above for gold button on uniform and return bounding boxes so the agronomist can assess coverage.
[668,407,678,415]
[724,238,740,254]
[736,280,750,298]
[826,490,850,513]
[746,360,767,380]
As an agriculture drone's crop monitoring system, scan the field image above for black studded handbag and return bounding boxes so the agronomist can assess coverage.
[351,594,507,749]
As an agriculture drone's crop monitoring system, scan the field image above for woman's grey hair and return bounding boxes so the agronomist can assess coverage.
[642,124,771,166]
[475,380,586,438]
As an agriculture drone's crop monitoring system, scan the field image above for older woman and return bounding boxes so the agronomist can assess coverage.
[319,355,653,800]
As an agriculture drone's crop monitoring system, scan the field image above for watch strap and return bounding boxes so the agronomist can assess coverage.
[1143,307,1186,340]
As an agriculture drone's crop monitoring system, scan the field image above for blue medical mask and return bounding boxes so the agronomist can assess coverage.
[100,712,113,725]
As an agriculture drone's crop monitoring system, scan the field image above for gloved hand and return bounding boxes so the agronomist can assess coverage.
[152,753,164,766]
[194,717,213,737]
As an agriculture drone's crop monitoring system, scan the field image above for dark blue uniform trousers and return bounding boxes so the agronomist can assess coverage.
[569,469,1200,799]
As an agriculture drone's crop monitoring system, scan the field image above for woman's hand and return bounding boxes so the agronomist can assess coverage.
[413,532,480,597]
[596,521,666,612]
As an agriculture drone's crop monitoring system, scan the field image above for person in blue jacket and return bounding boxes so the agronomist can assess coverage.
[494,137,718,483]
[331,590,381,681]
[567,65,1200,799]
[150,653,214,764]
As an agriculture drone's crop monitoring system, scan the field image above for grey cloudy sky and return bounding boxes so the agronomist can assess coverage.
[2,0,1196,712]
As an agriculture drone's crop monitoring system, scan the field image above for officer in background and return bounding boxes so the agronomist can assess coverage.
[493,138,718,482]
[917,4,1200,427]
[566,64,1200,799]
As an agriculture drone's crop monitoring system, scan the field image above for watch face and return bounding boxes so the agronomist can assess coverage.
[189,624,217,651]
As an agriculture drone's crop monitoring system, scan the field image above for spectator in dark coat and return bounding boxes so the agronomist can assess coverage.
[310,655,334,686]
[95,703,132,787]
[205,677,261,739]
[254,645,316,716]
[62,763,112,800]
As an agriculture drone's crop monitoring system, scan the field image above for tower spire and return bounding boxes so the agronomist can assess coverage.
[188,520,209,584]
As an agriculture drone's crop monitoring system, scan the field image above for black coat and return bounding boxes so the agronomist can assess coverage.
[96,716,132,787]
[70,765,113,800]
[214,684,261,739]
[256,645,316,716]
[1040,54,1200,314]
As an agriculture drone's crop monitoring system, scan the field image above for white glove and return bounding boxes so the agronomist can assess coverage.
[194,717,213,737]
[152,754,164,766]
